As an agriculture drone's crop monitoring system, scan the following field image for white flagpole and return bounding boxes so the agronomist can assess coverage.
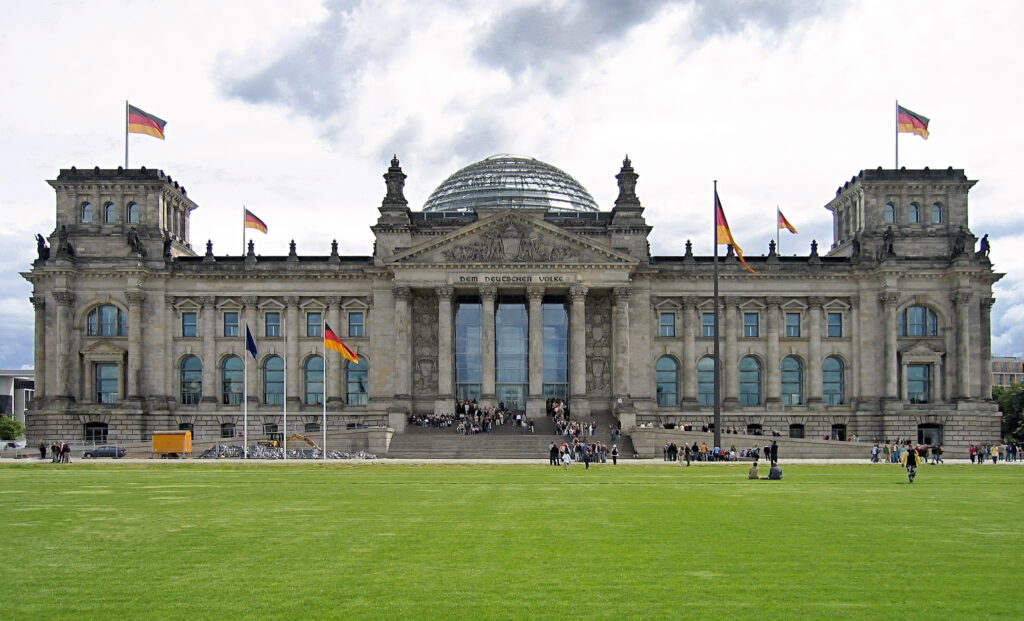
[282,314,288,461]
[243,330,249,460]
[242,205,247,256]
[124,100,129,169]
[322,315,327,460]
[776,206,782,256]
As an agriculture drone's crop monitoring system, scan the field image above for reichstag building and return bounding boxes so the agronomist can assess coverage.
[23,154,1002,449]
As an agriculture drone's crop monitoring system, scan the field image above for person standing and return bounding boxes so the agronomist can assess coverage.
[611,444,619,465]
[871,444,880,463]
[683,443,691,466]
[931,445,943,464]
[61,441,72,463]
[38,441,47,460]
[549,442,560,466]
[902,444,919,483]
[583,445,592,470]
[561,450,572,468]
[770,440,779,466]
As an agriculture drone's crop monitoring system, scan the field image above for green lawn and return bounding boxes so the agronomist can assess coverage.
[1,462,1021,620]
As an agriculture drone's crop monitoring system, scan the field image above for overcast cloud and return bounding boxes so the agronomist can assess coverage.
[1,0,1023,370]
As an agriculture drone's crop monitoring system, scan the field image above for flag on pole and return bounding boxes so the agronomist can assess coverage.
[777,208,798,234]
[897,105,929,139]
[244,209,268,234]
[245,325,258,359]
[324,323,360,364]
[127,104,167,139]
[715,190,758,274]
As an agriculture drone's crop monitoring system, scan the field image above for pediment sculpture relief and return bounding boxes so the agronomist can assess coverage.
[441,221,578,263]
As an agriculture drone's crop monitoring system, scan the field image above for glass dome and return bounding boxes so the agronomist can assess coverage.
[422,154,599,213]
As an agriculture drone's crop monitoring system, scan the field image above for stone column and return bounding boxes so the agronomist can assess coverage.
[30,296,46,397]
[527,286,545,417]
[480,286,497,402]
[850,298,861,405]
[880,292,900,401]
[807,297,824,405]
[393,287,412,400]
[681,296,697,404]
[53,291,74,399]
[722,297,739,407]
[125,290,146,399]
[569,285,589,418]
[953,291,972,399]
[284,296,300,407]
[200,296,217,403]
[242,297,258,405]
[612,287,631,397]
[326,296,343,404]
[980,297,995,399]
[766,297,781,404]
[435,286,454,411]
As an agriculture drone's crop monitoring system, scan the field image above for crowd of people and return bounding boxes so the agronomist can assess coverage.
[968,442,1022,463]
[409,400,537,435]
[39,441,71,463]
[548,439,616,468]
[659,440,780,465]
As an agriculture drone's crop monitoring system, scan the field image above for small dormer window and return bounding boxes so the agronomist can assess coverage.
[103,202,118,223]
[931,202,942,223]
[884,202,895,223]
[81,202,94,223]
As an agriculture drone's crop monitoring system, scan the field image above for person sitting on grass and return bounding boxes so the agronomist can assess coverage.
[768,464,783,480]
[748,462,761,479]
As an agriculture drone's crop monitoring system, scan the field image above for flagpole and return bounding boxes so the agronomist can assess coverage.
[242,205,247,257]
[322,315,327,461]
[776,206,781,256]
[243,330,249,460]
[895,100,899,170]
[282,313,288,461]
[713,181,722,451]
[124,100,129,169]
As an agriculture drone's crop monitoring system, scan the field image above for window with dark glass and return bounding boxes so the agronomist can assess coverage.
[743,312,759,338]
[823,356,844,405]
[781,356,803,405]
[304,356,324,405]
[785,313,801,338]
[788,423,805,439]
[87,305,127,336]
[542,300,568,401]
[178,422,194,437]
[917,423,942,445]
[739,356,761,406]
[181,311,197,337]
[907,363,930,403]
[347,358,368,405]
[827,312,843,338]
[831,424,847,441]
[223,312,239,337]
[455,300,482,402]
[348,312,364,337]
[697,356,716,405]
[220,423,236,438]
[221,356,243,405]
[95,363,119,403]
[84,422,108,443]
[656,356,678,406]
[265,312,281,337]
[180,355,202,404]
[306,312,322,337]
[899,306,938,337]
[701,312,716,337]
[264,356,284,405]
[495,299,528,411]
[305,422,320,433]
[659,312,676,337]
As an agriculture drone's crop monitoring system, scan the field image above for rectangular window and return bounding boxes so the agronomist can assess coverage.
[95,363,119,404]
[223,312,239,337]
[701,312,716,337]
[265,312,281,337]
[181,311,197,337]
[348,312,364,337]
[907,364,931,404]
[785,312,801,338]
[827,312,843,338]
[659,312,676,337]
[743,312,759,338]
[306,312,322,337]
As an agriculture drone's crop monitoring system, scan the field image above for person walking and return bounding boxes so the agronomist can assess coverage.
[902,444,919,483]
[770,440,779,466]
[61,441,72,463]
[871,444,880,463]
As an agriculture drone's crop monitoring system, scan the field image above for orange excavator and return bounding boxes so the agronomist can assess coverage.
[262,433,321,450]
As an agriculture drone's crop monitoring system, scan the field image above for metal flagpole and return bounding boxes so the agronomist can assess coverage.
[124,100,129,169]
[776,206,781,256]
[243,332,248,459]
[895,100,899,170]
[282,313,288,461]
[713,181,722,451]
[242,205,247,257]
[322,315,327,460]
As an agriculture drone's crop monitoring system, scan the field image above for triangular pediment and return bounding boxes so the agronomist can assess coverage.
[81,340,126,356]
[385,211,638,267]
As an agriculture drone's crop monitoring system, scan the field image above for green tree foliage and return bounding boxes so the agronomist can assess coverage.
[993,384,1024,441]
[0,416,26,441]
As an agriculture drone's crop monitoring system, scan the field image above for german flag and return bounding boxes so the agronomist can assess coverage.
[127,104,166,140]
[244,209,268,234]
[897,105,929,139]
[777,208,798,234]
[324,323,359,364]
[715,190,758,274]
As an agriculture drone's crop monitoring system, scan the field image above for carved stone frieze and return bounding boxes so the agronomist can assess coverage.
[441,220,579,263]
[412,292,439,394]
[53,291,75,306]
[585,292,612,393]
[878,292,899,307]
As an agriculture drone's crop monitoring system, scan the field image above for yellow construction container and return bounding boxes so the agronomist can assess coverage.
[152,431,192,457]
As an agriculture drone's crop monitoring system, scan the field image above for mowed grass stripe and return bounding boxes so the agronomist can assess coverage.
[1,463,1020,620]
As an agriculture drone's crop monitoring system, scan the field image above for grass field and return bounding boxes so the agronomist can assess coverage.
[1,461,1021,620]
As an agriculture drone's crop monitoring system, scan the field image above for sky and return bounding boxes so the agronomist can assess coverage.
[2,0,1023,370]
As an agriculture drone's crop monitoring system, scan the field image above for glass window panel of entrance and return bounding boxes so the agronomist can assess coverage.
[496,299,528,410]
[656,356,678,405]
[907,363,930,403]
[823,356,845,405]
[781,356,804,405]
[455,300,482,401]
[346,358,368,405]
[739,356,762,405]
[697,356,716,405]
[542,301,568,401]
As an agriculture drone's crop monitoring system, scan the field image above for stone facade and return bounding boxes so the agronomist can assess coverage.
[22,160,1003,450]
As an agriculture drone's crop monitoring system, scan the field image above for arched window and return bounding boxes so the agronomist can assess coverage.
[220,422,236,439]
[81,202,94,223]
[84,421,108,443]
[788,423,805,439]
[103,201,118,223]
[908,202,920,223]
[823,356,845,405]
[180,355,202,404]
[697,356,716,406]
[930,202,942,223]
[263,355,284,405]
[781,356,804,405]
[655,356,678,406]
[739,356,762,406]
[884,202,895,223]
[127,202,140,223]
[87,305,127,336]
[346,357,369,405]
[304,355,324,405]
[221,356,243,405]
[898,305,938,337]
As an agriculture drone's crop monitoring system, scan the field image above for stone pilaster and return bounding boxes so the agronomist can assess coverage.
[527,286,545,417]
[30,295,46,397]
[480,286,497,402]
[435,286,454,412]
[681,296,697,405]
[765,297,781,404]
[880,292,900,402]
[242,296,258,405]
[393,287,412,400]
[980,297,995,399]
[326,296,343,404]
[952,291,972,399]
[199,296,217,403]
[722,297,739,407]
[807,297,824,405]
[612,287,631,397]
[125,290,146,399]
[53,291,74,399]
[569,285,589,417]
[284,296,300,407]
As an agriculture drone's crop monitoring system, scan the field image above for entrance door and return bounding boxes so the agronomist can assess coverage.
[496,384,527,412]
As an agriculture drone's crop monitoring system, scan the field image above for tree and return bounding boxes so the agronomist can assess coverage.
[993,384,1024,441]
[0,416,26,441]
